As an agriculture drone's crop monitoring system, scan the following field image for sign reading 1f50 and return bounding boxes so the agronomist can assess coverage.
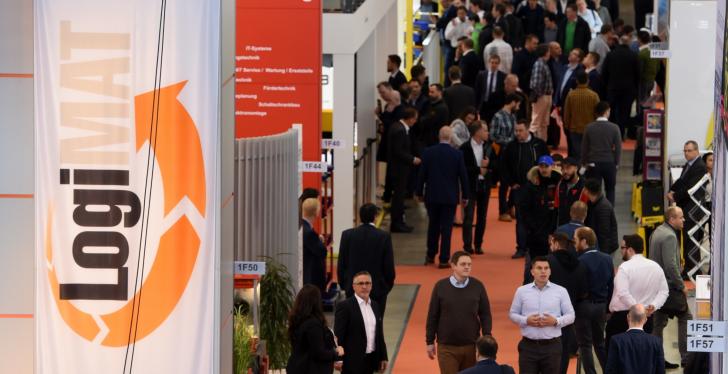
[687,320,726,353]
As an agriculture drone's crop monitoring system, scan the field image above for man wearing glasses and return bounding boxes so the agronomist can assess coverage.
[604,234,669,357]
[667,140,708,277]
[334,271,388,374]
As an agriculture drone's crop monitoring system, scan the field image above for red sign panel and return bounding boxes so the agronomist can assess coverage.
[235,0,322,188]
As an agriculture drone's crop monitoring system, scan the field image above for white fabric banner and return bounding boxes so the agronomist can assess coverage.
[34,1,220,373]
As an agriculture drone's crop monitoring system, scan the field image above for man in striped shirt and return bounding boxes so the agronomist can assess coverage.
[529,44,553,142]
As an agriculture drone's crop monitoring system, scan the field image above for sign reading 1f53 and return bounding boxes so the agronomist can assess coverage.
[687,320,727,353]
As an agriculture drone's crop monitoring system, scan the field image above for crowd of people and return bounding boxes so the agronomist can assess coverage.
[287,0,718,372]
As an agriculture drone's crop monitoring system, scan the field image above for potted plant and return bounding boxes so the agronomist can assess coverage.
[233,304,254,374]
[259,256,294,372]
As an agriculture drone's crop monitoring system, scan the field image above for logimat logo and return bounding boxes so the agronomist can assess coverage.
[44,79,207,347]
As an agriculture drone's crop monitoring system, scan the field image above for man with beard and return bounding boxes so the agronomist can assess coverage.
[574,227,614,374]
[547,232,589,374]
[521,155,561,267]
[605,234,669,355]
[420,84,451,146]
[554,157,588,226]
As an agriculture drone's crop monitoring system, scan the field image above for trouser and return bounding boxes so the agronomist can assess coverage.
[513,187,528,253]
[569,132,583,163]
[382,163,393,203]
[341,352,378,374]
[605,310,654,359]
[390,171,409,225]
[559,325,577,374]
[574,301,608,374]
[634,0,653,29]
[518,337,562,374]
[426,203,457,263]
[653,300,692,365]
[564,128,574,157]
[498,178,512,215]
[437,343,477,374]
[607,89,635,138]
[585,161,617,206]
[638,81,654,107]
[462,180,491,251]
[443,44,455,87]
[530,95,552,141]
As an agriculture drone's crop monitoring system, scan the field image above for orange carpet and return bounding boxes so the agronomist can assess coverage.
[392,143,581,373]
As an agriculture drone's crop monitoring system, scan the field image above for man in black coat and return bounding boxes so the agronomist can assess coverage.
[583,178,618,254]
[605,304,665,374]
[338,203,396,314]
[601,35,640,137]
[500,120,549,258]
[388,107,422,233]
[474,54,506,123]
[387,54,407,93]
[512,34,539,95]
[302,198,328,294]
[556,5,592,55]
[547,232,590,374]
[334,272,389,374]
[420,84,451,146]
[458,38,483,88]
[416,126,470,267]
[520,156,561,260]
[667,140,708,275]
[445,67,477,123]
[460,122,496,254]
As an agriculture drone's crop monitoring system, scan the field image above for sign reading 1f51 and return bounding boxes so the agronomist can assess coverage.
[688,320,726,353]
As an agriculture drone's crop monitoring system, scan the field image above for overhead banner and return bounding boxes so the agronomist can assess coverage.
[235,0,322,188]
[34,1,219,373]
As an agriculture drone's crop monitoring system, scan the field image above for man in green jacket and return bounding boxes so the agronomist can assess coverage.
[637,30,659,106]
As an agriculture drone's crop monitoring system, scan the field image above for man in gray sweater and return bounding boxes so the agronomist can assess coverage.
[581,101,622,205]
[426,251,493,374]
[649,206,692,368]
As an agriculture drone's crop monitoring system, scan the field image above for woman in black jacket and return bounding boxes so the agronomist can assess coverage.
[286,285,344,374]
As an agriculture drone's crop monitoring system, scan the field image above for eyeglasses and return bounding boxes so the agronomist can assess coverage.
[354,281,372,286]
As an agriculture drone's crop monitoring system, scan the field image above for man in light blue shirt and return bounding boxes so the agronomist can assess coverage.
[509,256,576,374]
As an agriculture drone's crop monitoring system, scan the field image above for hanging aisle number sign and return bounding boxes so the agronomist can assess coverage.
[687,320,727,353]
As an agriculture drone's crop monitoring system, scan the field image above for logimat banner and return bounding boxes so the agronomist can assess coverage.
[34,1,219,373]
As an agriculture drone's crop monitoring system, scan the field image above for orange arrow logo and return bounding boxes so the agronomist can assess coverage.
[47,81,207,346]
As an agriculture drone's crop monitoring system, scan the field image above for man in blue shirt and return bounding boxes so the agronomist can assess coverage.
[510,256,576,374]
[574,227,614,374]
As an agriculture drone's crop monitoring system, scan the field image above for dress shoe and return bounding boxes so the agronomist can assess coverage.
[390,224,413,233]
[424,256,435,265]
[437,263,450,269]
[511,251,525,259]
[498,214,512,222]
[665,361,679,369]
[509,206,516,219]
[475,248,484,255]
[463,248,474,254]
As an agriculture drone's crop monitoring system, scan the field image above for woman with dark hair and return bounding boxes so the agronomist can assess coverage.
[450,106,479,147]
[286,285,344,374]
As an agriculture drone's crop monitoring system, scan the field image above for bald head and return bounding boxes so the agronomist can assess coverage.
[627,304,647,328]
[439,126,453,142]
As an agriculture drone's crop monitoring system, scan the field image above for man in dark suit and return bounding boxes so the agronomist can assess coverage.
[387,54,407,93]
[302,198,328,294]
[460,122,495,254]
[605,304,665,374]
[334,271,388,374]
[459,335,516,374]
[583,178,618,253]
[457,38,482,88]
[556,5,592,56]
[667,140,708,276]
[474,54,506,122]
[388,107,422,233]
[416,126,469,267]
[338,203,396,315]
[601,35,640,137]
[512,34,539,95]
[421,84,450,147]
[444,66,476,123]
